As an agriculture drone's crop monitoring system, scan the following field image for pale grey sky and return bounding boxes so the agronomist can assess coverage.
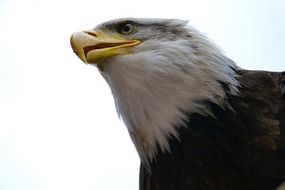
[0,0,284,190]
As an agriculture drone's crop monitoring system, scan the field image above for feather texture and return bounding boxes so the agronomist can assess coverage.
[103,37,238,164]
[140,70,285,190]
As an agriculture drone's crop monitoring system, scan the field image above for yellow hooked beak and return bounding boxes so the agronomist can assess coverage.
[70,30,141,64]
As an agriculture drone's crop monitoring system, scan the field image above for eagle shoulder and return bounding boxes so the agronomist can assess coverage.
[232,70,285,149]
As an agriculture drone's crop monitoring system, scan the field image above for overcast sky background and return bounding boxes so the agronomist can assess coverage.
[0,0,284,190]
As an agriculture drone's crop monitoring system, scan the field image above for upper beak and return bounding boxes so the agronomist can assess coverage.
[70,30,140,64]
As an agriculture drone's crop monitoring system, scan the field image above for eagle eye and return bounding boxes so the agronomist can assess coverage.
[118,23,136,35]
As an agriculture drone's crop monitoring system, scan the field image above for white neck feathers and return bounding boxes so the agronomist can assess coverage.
[101,29,239,164]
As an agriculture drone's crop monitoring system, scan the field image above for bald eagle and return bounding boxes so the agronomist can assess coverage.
[70,18,285,190]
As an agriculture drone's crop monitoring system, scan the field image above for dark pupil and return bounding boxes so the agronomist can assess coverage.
[122,25,131,33]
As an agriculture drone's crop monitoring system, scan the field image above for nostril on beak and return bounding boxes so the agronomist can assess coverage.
[84,31,98,37]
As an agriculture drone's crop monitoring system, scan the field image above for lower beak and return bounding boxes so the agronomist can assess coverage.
[70,30,140,64]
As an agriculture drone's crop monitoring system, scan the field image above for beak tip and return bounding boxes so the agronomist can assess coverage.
[70,34,77,51]
[70,32,88,64]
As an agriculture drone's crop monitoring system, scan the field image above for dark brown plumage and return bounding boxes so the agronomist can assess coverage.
[140,70,285,190]
[280,72,285,99]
